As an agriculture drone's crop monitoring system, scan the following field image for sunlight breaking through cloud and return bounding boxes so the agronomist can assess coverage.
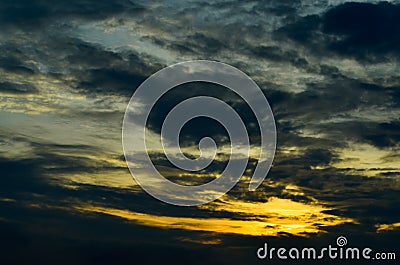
[76,197,355,237]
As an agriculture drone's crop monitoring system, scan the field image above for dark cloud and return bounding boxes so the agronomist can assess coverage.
[323,2,400,60]
[164,32,227,56]
[0,0,144,30]
[0,157,45,195]
[77,68,145,96]
[0,81,38,94]
[250,45,309,68]
[362,122,400,148]
[143,81,264,153]
[0,55,35,75]
[312,120,400,149]
[303,148,335,166]
[275,148,336,169]
[65,42,126,68]
[277,2,400,62]
[0,151,103,197]
[0,0,49,28]
[3,152,397,265]
[259,0,302,17]
[276,14,321,45]
[146,32,227,56]
[61,39,162,97]
[270,76,395,133]
[318,64,343,78]
[0,156,239,265]
[185,32,226,54]
[0,1,400,264]
[0,35,161,97]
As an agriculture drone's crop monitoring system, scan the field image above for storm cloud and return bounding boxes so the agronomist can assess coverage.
[0,1,399,264]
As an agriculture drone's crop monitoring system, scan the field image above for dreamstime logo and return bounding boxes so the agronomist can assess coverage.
[257,236,397,260]
[122,60,276,206]
[336,236,347,247]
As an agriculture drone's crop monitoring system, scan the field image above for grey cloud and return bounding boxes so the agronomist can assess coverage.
[0,0,144,30]
[347,121,400,148]
[0,81,38,94]
[0,55,35,75]
[77,68,145,97]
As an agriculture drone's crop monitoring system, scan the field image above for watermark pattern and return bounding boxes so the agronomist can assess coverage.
[257,236,397,260]
[122,60,276,206]
[336,235,347,247]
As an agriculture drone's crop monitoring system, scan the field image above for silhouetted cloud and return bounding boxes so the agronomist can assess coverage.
[323,2,400,60]
[277,1,400,62]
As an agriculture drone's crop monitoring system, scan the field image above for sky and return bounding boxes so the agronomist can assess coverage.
[0,0,399,264]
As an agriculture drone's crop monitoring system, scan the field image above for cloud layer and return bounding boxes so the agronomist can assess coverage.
[0,0,399,264]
